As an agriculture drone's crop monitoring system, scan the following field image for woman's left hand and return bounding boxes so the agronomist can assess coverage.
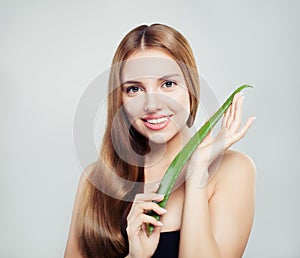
[185,92,255,187]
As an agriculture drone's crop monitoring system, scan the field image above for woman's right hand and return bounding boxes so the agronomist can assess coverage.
[126,193,167,258]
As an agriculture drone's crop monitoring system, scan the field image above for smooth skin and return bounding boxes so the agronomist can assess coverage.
[65,49,256,258]
[179,93,256,258]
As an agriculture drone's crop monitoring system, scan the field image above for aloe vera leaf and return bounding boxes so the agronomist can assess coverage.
[146,84,253,234]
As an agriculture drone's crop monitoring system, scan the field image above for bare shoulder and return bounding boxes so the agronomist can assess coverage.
[224,149,255,166]
[207,150,256,195]
[219,149,255,175]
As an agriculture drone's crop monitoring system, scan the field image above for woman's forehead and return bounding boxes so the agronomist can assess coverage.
[121,50,184,82]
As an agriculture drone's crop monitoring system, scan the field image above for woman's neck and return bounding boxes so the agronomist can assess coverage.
[143,126,191,186]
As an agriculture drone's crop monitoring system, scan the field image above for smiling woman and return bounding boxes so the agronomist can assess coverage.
[65,23,256,258]
[121,50,191,145]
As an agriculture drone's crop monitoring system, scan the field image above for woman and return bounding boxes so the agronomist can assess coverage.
[65,23,256,258]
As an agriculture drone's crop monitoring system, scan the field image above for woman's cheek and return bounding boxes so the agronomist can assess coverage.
[123,96,145,124]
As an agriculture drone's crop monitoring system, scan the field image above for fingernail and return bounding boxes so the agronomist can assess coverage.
[159,207,167,213]
[253,116,256,121]
[157,221,163,226]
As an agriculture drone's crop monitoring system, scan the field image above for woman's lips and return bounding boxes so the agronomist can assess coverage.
[141,115,172,130]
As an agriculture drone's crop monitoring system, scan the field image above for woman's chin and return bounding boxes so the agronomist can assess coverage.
[148,133,169,145]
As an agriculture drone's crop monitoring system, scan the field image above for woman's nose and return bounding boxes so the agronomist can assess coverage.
[144,93,163,112]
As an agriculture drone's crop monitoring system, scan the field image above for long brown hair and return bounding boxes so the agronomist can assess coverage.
[77,23,200,257]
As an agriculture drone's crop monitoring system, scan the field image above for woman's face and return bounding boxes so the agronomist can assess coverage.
[121,48,190,144]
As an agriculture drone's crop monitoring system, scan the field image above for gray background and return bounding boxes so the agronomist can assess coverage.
[1,0,299,257]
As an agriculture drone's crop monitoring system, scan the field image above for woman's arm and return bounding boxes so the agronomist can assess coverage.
[179,151,256,258]
[179,92,256,257]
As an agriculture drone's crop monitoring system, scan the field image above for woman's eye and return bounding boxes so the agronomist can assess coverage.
[126,86,142,94]
[162,81,176,88]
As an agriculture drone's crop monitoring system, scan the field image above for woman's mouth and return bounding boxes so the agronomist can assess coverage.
[141,115,172,130]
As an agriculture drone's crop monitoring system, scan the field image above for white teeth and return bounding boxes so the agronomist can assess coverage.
[146,117,168,124]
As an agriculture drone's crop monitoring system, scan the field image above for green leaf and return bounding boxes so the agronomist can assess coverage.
[146,84,253,234]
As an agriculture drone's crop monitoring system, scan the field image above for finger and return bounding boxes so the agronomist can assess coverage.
[227,93,240,127]
[143,214,163,227]
[237,116,256,138]
[127,211,164,236]
[222,105,230,128]
[226,95,236,128]
[127,200,167,221]
[230,94,244,132]
[136,214,164,229]
[143,202,168,215]
[134,193,165,203]
[128,193,163,219]
[142,223,162,239]
[225,104,232,128]
[128,193,164,216]
[127,215,163,236]
[229,116,256,145]
[141,222,147,232]
[150,224,162,237]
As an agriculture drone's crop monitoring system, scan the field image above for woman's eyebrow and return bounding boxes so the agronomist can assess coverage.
[121,80,142,87]
[121,74,182,86]
[159,73,181,80]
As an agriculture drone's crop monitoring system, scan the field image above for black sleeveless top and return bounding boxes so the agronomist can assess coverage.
[121,227,180,258]
[151,230,180,258]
